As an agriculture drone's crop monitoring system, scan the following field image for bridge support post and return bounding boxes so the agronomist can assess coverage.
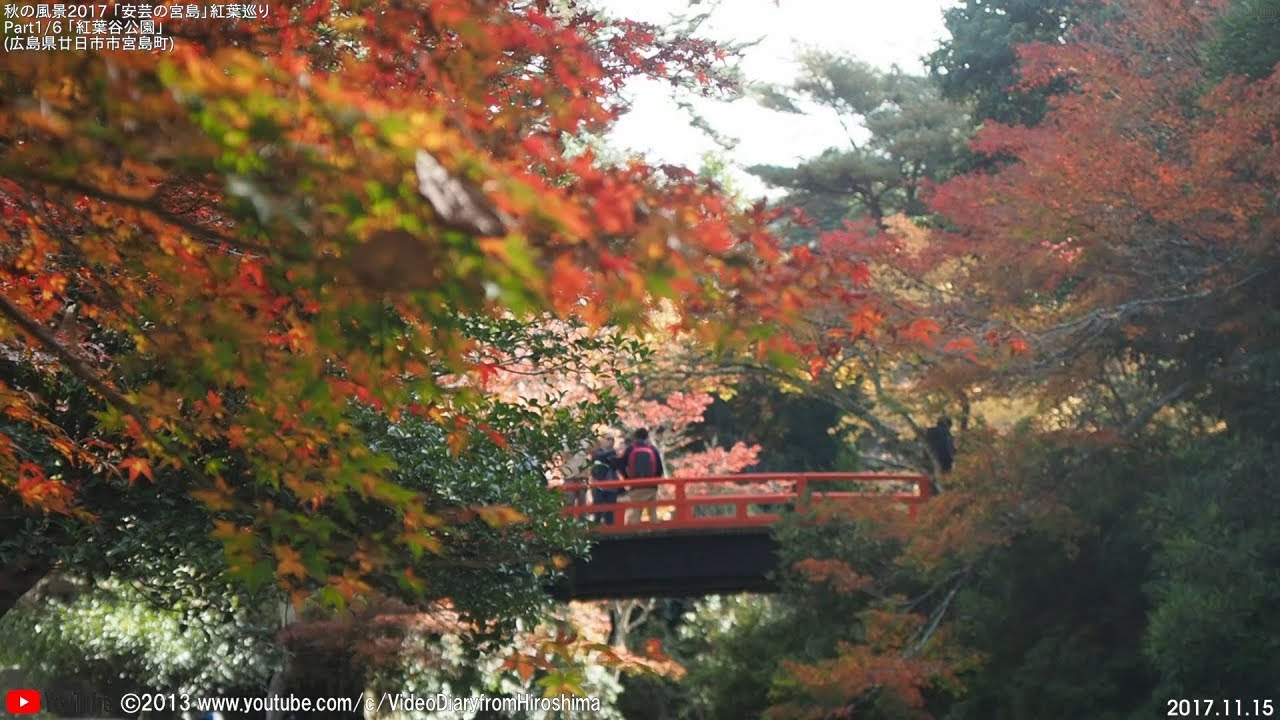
[675,480,691,523]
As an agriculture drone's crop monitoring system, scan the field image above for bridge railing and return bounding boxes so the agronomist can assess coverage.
[557,472,931,534]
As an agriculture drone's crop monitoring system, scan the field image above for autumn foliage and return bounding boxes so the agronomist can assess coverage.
[754,0,1280,715]
[0,0,903,614]
[927,0,1280,400]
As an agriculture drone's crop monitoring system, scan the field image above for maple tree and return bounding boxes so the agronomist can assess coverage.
[667,215,998,483]
[617,390,760,478]
[675,51,993,479]
[925,0,1280,423]
[9,0,1271,714]
[742,0,1280,716]
[0,0,901,620]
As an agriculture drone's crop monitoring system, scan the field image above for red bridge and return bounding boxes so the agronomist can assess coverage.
[551,473,931,600]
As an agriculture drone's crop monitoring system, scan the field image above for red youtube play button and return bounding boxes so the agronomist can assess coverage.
[6,689,41,714]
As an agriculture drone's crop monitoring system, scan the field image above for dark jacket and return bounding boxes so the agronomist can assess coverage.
[925,424,956,472]
[589,448,620,481]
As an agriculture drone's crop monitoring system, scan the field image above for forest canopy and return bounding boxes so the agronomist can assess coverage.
[2,0,1278,717]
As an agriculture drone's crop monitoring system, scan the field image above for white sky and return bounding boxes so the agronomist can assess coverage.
[599,0,955,197]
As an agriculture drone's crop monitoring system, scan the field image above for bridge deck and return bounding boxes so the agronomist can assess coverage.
[550,473,930,599]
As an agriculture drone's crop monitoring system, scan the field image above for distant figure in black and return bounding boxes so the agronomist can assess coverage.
[925,417,956,473]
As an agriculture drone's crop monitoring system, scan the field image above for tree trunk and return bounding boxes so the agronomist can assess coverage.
[608,598,656,650]
[265,601,296,720]
[264,653,291,720]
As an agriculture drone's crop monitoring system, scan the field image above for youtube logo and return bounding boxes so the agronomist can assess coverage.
[6,689,41,714]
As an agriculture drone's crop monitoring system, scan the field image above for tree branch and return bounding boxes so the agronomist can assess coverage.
[906,581,960,659]
[0,293,143,425]
[1038,265,1274,339]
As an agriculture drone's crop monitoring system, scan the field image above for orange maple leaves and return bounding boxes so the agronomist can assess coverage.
[793,558,873,594]
[118,456,154,484]
[0,0,902,623]
[13,462,78,515]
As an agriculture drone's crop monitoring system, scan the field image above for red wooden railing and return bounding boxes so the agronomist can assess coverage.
[557,472,931,534]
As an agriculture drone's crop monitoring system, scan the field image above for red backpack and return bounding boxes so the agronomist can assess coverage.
[627,443,659,478]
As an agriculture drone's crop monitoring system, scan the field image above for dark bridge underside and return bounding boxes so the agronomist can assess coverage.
[549,528,781,601]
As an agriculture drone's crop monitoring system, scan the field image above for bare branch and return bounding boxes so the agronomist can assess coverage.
[906,582,959,659]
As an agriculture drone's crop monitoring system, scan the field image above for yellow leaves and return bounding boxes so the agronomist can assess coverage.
[446,428,469,456]
[118,456,154,484]
[401,532,444,556]
[14,105,71,138]
[329,15,366,32]
[404,113,452,153]
[402,506,445,531]
[330,569,373,602]
[191,476,235,511]
[475,504,528,527]
[644,236,667,262]
[212,518,254,540]
[477,236,508,261]
[537,670,586,698]
[47,436,80,464]
[274,544,308,580]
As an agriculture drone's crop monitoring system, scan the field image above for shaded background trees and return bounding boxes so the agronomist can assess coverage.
[4,0,1279,717]
[634,0,1280,717]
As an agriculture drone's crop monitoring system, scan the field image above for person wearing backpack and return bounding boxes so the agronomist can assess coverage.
[616,427,664,525]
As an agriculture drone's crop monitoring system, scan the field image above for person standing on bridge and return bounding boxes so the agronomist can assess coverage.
[549,443,591,510]
[589,429,623,525]
[924,417,955,493]
[616,427,664,525]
